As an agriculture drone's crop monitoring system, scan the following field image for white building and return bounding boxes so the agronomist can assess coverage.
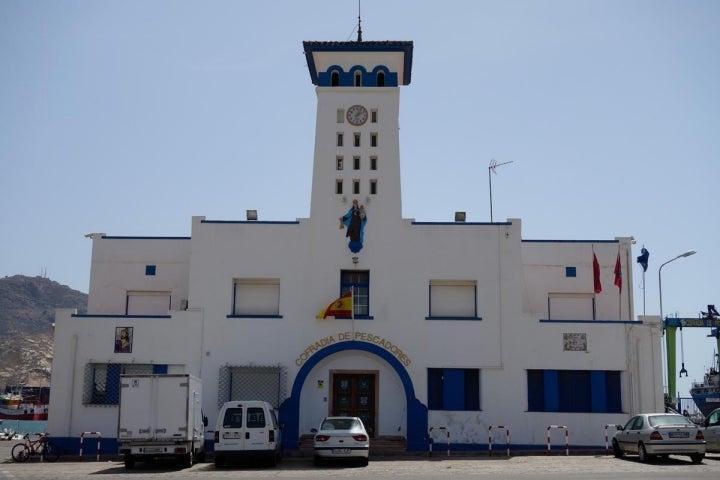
[48,34,663,454]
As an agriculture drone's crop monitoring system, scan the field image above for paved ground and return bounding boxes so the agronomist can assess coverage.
[2,440,720,480]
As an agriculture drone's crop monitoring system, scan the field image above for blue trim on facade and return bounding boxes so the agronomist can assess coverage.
[303,41,414,85]
[412,222,511,226]
[425,316,482,321]
[318,64,399,87]
[539,319,643,324]
[523,239,619,244]
[101,236,190,240]
[201,220,299,225]
[226,315,283,319]
[278,340,428,452]
[71,314,172,319]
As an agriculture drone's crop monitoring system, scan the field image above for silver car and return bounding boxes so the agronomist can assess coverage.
[612,413,705,463]
[703,407,720,453]
[312,416,369,466]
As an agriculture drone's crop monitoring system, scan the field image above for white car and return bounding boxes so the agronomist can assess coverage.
[312,416,369,466]
[612,413,705,463]
[704,408,720,453]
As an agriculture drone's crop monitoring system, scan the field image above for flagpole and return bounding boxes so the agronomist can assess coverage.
[351,286,355,339]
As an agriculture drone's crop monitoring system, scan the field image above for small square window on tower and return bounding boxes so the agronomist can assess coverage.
[354,133,361,147]
[337,133,344,147]
[371,109,378,123]
[353,156,360,170]
[370,133,378,147]
[370,156,377,170]
[370,179,377,195]
[336,156,344,170]
[565,267,577,277]
[145,265,157,276]
[353,180,360,194]
[336,180,343,195]
[337,109,345,123]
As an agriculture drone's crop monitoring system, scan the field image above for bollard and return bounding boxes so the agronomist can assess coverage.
[488,425,511,457]
[428,426,450,457]
[79,431,102,462]
[546,425,569,456]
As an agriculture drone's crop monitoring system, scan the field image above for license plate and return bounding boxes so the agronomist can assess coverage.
[668,432,689,438]
[143,447,165,453]
[332,448,351,454]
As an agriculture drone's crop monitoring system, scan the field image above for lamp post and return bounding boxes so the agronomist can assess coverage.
[659,249,696,407]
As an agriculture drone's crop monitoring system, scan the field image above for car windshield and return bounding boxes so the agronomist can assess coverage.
[648,414,693,427]
[321,418,361,431]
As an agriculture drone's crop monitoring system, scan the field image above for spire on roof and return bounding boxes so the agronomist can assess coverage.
[357,0,362,42]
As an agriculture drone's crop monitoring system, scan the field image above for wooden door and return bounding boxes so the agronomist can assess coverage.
[331,373,376,437]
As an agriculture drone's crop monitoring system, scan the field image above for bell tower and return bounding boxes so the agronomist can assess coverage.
[303,39,413,233]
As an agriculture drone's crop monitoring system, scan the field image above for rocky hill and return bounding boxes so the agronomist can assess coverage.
[0,275,87,389]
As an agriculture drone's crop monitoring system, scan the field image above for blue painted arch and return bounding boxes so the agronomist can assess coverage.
[279,340,428,451]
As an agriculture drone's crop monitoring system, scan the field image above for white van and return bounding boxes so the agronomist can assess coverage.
[213,400,282,467]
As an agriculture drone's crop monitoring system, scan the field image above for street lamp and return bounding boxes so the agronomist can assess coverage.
[658,249,696,405]
[658,250,696,322]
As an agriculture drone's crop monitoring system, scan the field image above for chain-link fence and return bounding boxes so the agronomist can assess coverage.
[217,365,287,409]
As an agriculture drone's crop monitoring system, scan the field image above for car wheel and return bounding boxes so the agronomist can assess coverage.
[690,453,704,464]
[612,439,623,458]
[638,443,649,463]
[124,455,135,469]
[359,456,369,467]
[313,455,323,467]
[214,455,224,469]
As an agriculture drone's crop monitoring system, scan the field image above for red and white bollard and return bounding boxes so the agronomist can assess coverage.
[487,425,511,457]
[546,425,569,456]
[79,431,102,461]
[604,424,622,454]
[428,426,450,457]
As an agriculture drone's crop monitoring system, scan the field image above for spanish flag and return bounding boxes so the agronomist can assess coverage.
[316,290,353,319]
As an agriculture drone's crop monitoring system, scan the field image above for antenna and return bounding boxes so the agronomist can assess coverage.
[357,0,363,42]
[488,158,513,222]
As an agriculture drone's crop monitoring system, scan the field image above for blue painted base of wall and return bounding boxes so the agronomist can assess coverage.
[48,437,215,457]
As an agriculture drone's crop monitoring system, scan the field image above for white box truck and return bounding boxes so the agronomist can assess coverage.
[117,374,207,469]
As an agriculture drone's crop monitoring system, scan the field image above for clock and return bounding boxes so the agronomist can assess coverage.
[346,105,368,126]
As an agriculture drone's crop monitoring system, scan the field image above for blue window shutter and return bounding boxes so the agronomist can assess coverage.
[443,369,465,410]
[427,369,444,409]
[591,371,607,412]
[605,371,622,413]
[527,370,545,411]
[544,370,559,412]
[152,364,168,374]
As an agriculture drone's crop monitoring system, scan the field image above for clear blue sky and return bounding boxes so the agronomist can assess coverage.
[1,1,718,400]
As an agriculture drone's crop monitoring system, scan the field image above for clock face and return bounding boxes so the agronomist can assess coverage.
[346,105,368,126]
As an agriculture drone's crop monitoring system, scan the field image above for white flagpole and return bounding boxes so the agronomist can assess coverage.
[351,286,355,339]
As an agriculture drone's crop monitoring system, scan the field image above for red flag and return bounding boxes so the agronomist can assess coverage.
[593,253,602,294]
[614,251,622,292]
[316,290,353,319]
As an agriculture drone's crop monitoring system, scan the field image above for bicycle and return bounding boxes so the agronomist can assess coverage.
[11,432,60,462]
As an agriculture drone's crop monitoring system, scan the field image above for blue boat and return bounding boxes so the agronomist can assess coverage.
[690,358,720,417]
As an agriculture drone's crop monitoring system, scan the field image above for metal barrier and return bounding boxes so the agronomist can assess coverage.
[604,424,622,453]
[428,426,450,457]
[487,425,511,457]
[79,431,102,461]
[546,425,569,456]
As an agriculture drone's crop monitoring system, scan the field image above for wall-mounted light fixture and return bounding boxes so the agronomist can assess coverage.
[455,211,466,222]
[246,210,258,221]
